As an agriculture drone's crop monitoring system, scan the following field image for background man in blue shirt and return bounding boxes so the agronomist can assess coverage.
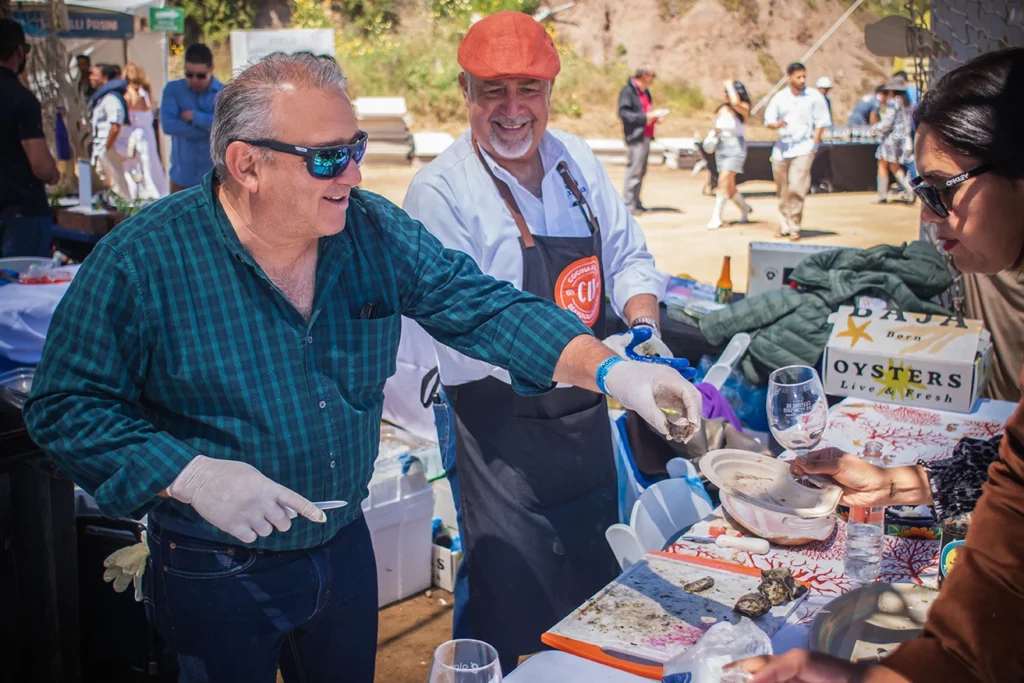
[160,43,222,191]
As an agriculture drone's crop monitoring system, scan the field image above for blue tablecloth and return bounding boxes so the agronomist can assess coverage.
[0,265,80,367]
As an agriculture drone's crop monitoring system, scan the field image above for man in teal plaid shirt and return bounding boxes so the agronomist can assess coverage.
[25,53,702,683]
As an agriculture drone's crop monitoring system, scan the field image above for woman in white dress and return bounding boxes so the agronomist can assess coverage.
[124,62,168,199]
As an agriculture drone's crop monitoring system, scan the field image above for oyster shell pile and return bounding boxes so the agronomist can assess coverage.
[733,567,806,617]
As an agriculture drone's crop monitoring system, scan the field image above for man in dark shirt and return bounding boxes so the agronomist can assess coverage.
[77,53,95,99]
[0,19,59,257]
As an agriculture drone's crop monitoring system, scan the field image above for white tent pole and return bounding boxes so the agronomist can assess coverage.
[751,0,869,114]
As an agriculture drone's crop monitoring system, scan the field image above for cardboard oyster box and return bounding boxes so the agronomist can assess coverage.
[822,306,993,413]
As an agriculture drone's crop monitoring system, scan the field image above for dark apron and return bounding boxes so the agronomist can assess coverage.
[443,141,620,671]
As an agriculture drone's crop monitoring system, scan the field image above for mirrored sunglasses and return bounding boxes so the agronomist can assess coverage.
[238,132,369,179]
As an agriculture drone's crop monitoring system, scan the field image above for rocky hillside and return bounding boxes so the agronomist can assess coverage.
[554,0,893,122]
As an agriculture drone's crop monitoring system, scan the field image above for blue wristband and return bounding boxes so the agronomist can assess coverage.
[596,356,625,396]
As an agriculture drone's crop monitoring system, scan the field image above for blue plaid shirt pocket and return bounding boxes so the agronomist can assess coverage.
[324,314,401,411]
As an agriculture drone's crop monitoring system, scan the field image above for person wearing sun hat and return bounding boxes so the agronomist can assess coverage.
[397,9,697,673]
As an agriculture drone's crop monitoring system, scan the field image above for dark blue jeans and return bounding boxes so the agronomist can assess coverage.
[433,388,470,640]
[0,215,52,257]
[146,515,378,683]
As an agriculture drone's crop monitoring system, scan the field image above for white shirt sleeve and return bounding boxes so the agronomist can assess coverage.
[764,94,781,125]
[812,93,832,129]
[402,176,479,263]
[586,149,669,320]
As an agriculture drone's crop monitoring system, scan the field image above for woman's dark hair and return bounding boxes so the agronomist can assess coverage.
[722,80,752,121]
[914,48,1024,180]
[733,81,751,105]
[888,90,910,107]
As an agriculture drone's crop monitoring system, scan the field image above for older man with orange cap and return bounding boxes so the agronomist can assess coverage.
[398,11,691,671]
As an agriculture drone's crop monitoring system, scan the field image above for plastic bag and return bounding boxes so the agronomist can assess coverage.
[662,618,771,683]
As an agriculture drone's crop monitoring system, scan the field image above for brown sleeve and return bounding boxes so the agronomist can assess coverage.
[884,392,1024,683]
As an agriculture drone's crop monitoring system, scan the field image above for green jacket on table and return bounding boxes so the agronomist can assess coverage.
[701,241,953,384]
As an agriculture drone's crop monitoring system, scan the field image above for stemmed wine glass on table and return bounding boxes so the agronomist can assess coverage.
[428,640,502,683]
[767,365,829,466]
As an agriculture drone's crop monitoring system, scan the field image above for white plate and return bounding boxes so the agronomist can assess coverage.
[810,583,937,662]
[700,449,842,519]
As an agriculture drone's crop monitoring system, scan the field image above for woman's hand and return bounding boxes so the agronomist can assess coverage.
[730,650,911,683]
[791,448,932,508]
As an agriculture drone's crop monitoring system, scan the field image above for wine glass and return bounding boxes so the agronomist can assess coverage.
[428,640,502,683]
[767,365,829,460]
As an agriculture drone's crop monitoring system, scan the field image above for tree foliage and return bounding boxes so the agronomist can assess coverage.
[172,0,257,44]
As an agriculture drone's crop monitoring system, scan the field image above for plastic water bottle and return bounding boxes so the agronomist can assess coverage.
[844,441,886,581]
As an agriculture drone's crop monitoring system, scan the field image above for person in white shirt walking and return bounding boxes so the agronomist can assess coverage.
[764,62,832,241]
[399,11,698,673]
[88,63,133,198]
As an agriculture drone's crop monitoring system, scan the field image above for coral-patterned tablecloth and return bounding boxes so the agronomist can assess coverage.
[665,397,1016,654]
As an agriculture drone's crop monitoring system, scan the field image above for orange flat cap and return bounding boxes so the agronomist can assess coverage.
[458,11,561,81]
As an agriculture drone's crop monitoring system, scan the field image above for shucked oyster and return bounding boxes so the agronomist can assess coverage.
[758,568,797,606]
[733,592,772,618]
[683,576,715,593]
[759,578,793,606]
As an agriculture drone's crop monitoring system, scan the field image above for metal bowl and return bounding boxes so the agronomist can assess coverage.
[0,369,34,410]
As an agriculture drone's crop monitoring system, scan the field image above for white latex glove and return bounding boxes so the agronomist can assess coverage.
[168,455,325,544]
[602,327,674,359]
[604,360,703,443]
[102,530,149,602]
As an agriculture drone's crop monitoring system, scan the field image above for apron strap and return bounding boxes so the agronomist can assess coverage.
[556,161,601,235]
[472,138,536,249]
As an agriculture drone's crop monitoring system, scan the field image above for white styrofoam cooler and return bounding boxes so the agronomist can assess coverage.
[362,469,435,607]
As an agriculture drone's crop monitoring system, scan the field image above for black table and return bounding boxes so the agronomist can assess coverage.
[0,407,80,683]
[701,141,879,194]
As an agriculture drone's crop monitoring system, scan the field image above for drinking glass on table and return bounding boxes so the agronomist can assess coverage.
[766,365,829,459]
[428,640,502,683]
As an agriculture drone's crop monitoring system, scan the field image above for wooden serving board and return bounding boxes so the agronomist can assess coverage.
[542,552,806,679]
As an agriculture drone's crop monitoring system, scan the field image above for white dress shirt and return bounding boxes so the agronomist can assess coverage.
[91,93,128,162]
[401,129,668,387]
[763,87,832,161]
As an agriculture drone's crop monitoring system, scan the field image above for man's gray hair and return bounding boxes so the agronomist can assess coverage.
[210,52,349,180]
[634,64,655,78]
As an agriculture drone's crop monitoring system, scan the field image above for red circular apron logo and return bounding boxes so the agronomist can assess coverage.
[555,256,602,327]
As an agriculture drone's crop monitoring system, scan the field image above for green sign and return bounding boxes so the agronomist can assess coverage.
[149,7,184,33]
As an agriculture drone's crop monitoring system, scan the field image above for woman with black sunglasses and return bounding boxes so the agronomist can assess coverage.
[731,48,1024,683]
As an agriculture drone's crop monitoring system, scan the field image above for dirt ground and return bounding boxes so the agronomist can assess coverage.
[360,162,922,293]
